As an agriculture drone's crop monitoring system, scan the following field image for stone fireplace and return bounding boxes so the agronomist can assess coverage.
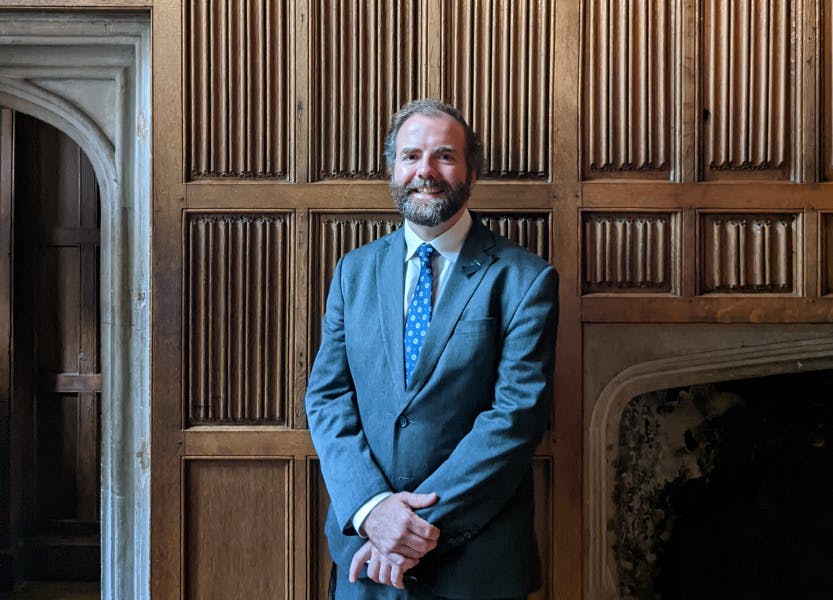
[584,324,833,600]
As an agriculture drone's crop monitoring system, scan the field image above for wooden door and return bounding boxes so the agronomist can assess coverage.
[8,113,101,583]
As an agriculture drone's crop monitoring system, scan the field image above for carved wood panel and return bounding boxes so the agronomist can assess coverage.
[701,0,791,180]
[312,0,421,180]
[184,459,290,599]
[582,0,673,179]
[441,0,552,179]
[481,213,551,261]
[700,213,798,293]
[582,212,676,293]
[186,213,292,425]
[187,0,291,179]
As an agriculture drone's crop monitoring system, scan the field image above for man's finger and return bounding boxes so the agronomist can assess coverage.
[406,513,441,542]
[401,491,438,510]
[391,564,406,590]
[349,542,372,583]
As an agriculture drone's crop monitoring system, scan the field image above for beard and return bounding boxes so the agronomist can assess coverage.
[390,177,471,227]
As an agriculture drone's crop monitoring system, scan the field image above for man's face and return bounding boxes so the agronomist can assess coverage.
[390,113,475,227]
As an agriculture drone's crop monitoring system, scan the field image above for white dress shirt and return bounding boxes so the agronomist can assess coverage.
[351,210,473,535]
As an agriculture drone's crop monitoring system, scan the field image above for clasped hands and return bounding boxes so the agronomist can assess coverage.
[348,491,440,590]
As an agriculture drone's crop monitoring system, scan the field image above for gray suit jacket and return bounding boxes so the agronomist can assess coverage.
[305,215,558,598]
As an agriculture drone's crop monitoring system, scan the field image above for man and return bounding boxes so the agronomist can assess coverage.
[305,99,558,599]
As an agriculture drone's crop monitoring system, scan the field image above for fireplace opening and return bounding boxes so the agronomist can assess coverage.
[614,369,833,599]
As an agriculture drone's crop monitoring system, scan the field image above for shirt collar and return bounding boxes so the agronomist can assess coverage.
[403,209,472,263]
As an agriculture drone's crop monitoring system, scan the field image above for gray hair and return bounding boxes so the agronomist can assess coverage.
[383,99,483,179]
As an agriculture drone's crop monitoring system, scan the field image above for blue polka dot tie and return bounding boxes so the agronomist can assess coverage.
[404,243,435,386]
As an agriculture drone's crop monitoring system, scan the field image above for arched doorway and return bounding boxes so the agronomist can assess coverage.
[3,110,101,597]
[0,13,151,600]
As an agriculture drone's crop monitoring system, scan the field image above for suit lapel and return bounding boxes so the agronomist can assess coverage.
[376,230,407,391]
[402,218,496,404]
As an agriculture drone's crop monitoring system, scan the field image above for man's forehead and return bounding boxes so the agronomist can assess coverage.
[395,113,465,148]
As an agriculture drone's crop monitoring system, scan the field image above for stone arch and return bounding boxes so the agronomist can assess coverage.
[0,13,151,600]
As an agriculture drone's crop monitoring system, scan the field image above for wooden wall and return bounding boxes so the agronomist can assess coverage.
[2,0,832,598]
[146,0,833,597]
[149,1,571,598]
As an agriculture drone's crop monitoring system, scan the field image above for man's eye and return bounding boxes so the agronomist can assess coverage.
[402,153,417,161]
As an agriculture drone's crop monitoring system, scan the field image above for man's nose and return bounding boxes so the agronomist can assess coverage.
[415,155,437,180]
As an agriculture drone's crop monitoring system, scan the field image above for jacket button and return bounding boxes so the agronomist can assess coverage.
[463,531,472,540]
[399,416,409,428]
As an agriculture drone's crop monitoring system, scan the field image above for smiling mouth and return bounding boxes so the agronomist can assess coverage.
[412,186,441,196]
[407,180,446,198]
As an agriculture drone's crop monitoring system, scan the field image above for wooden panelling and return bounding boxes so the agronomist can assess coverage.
[308,459,330,600]
[186,214,292,425]
[700,213,798,293]
[312,0,421,180]
[309,212,402,357]
[702,0,791,180]
[822,214,833,295]
[187,0,291,179]
[481,213,550,260]
[582,0,672,179]
[184,459,290,600]
[582,212,676,293]
[441,0,551,179]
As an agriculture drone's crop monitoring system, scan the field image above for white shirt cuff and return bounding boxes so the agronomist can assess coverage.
[352,492,393,537]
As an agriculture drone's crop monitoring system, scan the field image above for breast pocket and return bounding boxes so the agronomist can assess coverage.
[453,317,496,337]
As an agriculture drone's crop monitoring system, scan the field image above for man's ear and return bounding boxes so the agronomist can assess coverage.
[468,170,477,187]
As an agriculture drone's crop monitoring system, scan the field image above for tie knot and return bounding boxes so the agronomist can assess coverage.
[417,243,435,264]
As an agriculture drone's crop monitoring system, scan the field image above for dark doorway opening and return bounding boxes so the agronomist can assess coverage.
[1,111,101,595]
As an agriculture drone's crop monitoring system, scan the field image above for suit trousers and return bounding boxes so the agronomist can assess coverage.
[331,563,526,600]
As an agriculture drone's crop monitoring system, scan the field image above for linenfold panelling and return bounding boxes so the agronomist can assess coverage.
[701,0,791,180]
[144,1,833,599]
[582,0,672,179]
[187,0,291,179]
[313,0,421,179]
[582,213,675,293]
[442,0,552,179]
[700,213,797,293]
[186,214,292,425]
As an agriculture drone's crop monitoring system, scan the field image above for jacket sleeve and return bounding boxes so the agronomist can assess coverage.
[413,265,559,551]
[305,257,392,535]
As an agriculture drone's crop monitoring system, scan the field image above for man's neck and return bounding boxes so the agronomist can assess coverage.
[406,204,468,242]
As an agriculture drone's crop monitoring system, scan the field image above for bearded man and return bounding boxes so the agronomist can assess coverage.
[305,99,559,599]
